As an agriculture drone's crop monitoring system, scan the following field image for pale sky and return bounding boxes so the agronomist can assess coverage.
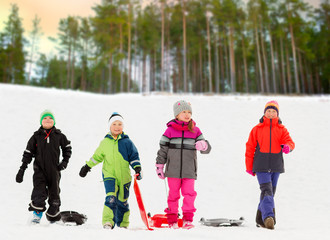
[0,0,322,55]
[0,0,100,54]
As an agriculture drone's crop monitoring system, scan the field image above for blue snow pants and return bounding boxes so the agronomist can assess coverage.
[256,172,280,221]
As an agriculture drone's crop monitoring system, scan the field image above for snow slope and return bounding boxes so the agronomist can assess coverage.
[1,83,329,240]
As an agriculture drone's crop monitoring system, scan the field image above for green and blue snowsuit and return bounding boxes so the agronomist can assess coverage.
[86,133,141,227]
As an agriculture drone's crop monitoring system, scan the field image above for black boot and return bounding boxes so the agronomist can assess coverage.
[256,209,265,228]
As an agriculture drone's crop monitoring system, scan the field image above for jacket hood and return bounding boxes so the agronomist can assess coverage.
[167,119,196,131]
[105,132,129,140]
[258,116,282,126]
[36,126,60,135]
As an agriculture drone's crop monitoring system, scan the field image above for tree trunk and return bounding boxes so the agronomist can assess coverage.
[297,50,305,93]
[314,65,320,93]
[255,24,264,93]
[71,46,75,89]
[223,33,230,91]
[260,26,269,93]
[219,33,225,92]
[274,39,280,93]
[27,35,36,84]
[127,0,132,92]
[108,53,113,93]
[280,36,287,94]
[120,23,124,92]
[181,0,187,92]
[192,58,197,93]
[268,29,277,93]
[288,19,300,93]
[161,0,165,91]
[228,26,236,92]
[199,42,203,92]
[215,34,220,93]
[142,54,147,94]
[166,12,171,91]
[241,35,249,93]
[285,44,292,93]
[66,43,72,89]
[206,14,213,92]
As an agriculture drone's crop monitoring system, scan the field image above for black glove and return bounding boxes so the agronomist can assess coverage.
[134,167,142,180]
[58,160,68,171]
[79,164,91,177]
[16,162,28,183]
[16,169,25,183]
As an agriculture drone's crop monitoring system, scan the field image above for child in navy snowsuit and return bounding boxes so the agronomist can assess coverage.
[245,101,295,229]
[16,110,72,223]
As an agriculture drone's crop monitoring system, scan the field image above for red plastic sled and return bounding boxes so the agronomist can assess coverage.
[133,174,153,230]
[148,213,183,228]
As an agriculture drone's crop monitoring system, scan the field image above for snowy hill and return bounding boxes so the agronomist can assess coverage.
[1,83,329,240]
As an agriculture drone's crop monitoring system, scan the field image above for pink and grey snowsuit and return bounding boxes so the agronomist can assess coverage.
[156,119,211,223]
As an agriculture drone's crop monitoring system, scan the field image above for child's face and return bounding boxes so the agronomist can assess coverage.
[41,116,54,129]
[110,120,123,136]
[176,110,192,123]
[264,109,278,119]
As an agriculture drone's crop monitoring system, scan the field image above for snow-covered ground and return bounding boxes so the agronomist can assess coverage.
[1,83,329,240]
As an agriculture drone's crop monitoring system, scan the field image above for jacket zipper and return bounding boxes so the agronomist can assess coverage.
[180,123,184,178]
[269,119,272,172]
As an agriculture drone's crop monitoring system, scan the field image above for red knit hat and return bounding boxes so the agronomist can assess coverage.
[264,100,279,115]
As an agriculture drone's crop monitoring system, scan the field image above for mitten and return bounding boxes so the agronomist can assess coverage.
[134,166,142,180]
[156,164,165,179]
[16,169,25,183]
[16,162,28,183]
[246,170,256,176]
[79,164,91,177]
[58,160,68,171]
[195,140,208,151]
[282,144,290,154]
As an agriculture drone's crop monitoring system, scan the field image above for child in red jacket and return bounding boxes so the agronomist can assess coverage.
[245,100,295,230]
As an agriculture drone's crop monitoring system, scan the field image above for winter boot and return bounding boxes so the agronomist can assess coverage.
[256,209,265,228]
[264,216,275,230]
[182,221,194,229]
[168,222,180,229]
[31,211,43,224]
[46,201,61,223]
[103,222,113,229]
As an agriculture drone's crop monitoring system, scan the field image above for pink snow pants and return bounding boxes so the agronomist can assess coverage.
[165,178,197,223]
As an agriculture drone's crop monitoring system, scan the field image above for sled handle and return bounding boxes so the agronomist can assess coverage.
[134,173,140,180]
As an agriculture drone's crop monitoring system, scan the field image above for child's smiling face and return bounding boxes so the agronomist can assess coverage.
[41,116,54,129]
[176,110,192,123]
[264,109,278,119]
[110,120,123,137]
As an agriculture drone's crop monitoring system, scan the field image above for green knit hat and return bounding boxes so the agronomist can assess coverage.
[40,110,55,125]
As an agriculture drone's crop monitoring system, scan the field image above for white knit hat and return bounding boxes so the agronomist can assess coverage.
[108,112,124,128]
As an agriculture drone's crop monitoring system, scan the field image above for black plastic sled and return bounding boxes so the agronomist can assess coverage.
[199,217,244,227]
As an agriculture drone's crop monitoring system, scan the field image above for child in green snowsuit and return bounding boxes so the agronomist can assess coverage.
[79,112,142,229]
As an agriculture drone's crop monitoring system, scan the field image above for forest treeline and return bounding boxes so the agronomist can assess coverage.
[0,0,329,94]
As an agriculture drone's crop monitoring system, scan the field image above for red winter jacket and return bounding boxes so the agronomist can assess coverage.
[245,116,295,173]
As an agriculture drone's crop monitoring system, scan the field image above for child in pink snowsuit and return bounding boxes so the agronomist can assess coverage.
[156,100,211,229]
